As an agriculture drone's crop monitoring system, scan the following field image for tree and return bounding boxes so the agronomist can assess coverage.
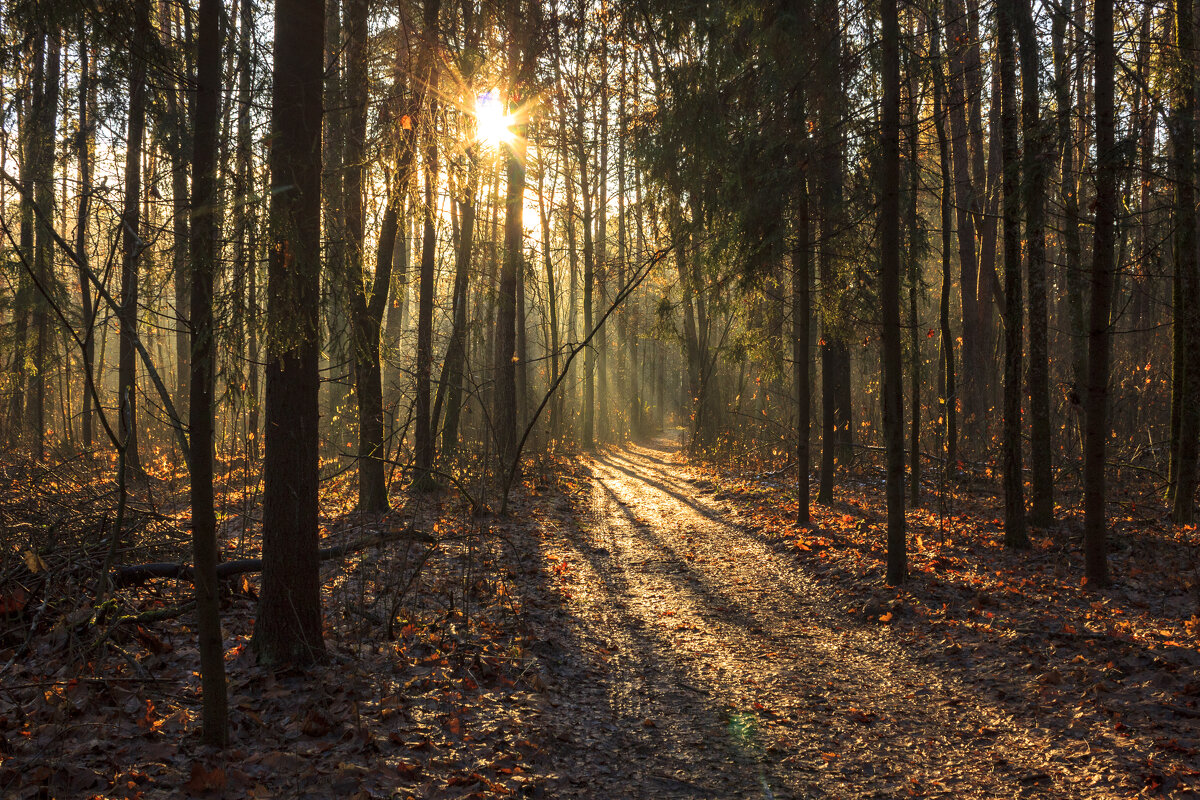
[998,0,1028,548]
[344,0,390,511]
[1083,0,1115,587]
[931,5,957,480]
[881,0,906,585]
[189,0,229,744]
[254,0,326,665]
[1015,0,1052,528]
[412,0,442,486]
[1170,0,1198,523]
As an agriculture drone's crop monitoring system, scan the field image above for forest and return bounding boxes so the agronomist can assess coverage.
[0,0,1199,796]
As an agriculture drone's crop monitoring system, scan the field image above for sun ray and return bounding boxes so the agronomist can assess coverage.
[475,90,515,148]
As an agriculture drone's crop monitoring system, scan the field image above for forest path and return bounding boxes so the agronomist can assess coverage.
[522,437,1072,799]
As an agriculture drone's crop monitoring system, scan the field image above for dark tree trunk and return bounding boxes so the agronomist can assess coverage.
[578,97,596,449]
[932,13,957,477]
[413,0,442,485]
[164,6,191,425]
[76,33,96,451]
[119,1,149,475]
[1083,0,1116,586]
[343,0,389,511]
[793,111,811,527]
[816,0,847,503]
[233,0,258,458]
[998,0,1028,548]
[31,28,60,460]
[905,27,921,509]
[254,0,326,665]
[189,0,229,745]
[943,0,980,453]
[880,0,906,585]
[1172,0,1198,522]
[8,47,36,446]
[1015,0,1052,528]
[536,152,560,441]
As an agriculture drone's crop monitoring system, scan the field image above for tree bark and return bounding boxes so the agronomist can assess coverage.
[998,0,1028,548]
[1084,0,1115,586]
[254,0,326,665]
[119,2,149,475]
[931,12,957,478]
[343,0,389,511]
[1016,0,1051,527]
[1171,0,1198,522]
[189,0,229,745]
[880,0,906,585]
[413,0,442,485]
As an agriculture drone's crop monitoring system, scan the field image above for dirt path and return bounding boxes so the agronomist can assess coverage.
[519,439,1110,799]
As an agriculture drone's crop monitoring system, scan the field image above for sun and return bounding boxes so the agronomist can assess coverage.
[475,90,515,148]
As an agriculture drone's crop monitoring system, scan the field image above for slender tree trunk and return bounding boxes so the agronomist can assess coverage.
[119,1,150,475]
[1172,0,1198,522]
[163,2,191,424]
[998,0,1028,548]
[1015,0,1052,527]
[793,84,811,526]
[31,28,60,461]
[8,52,36,446]
[343,0,388,510]
[578,97,596,449]
[1084,0,1115,586]
[905,25,921,509]
[254,0,326,665]
[932,13,957,476]
[234,0,257,458]
[413,0,442,484]
[190,0,229,744]
[536,151,560,441]
[76,33,96,451]
[440,150,477,455]
[943,0,980,453]
[881,0,906,585]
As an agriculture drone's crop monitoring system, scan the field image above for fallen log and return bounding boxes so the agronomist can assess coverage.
[112,526,434,587]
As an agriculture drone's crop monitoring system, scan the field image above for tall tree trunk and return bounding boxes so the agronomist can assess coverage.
[577,96,596,449]
[816,0,847,503]
[322,0,348,449]
[189,0,229,744]
[8,47,36,446]
[1016,0,1052,527]
[440,149,477,455]
[998,0,1028,548]
[536,150,560,441]
[119,2,149,475]
[1171,0,1198,522]
[31,28,59,460]
[413,0,442,484]
[343,0,389,510]
[793,77,811,526]
[163,1,191,424]
[1084,0,1115,586]
[905,21,921,509]
[932,11,957,477]
[943,0,980,452]
[254,0,326,665]
[234,0,257,457]
[76,32,96,451]
[880,0,906,585]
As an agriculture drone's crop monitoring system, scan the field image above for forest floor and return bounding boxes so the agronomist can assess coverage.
[1,435,1199,798]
